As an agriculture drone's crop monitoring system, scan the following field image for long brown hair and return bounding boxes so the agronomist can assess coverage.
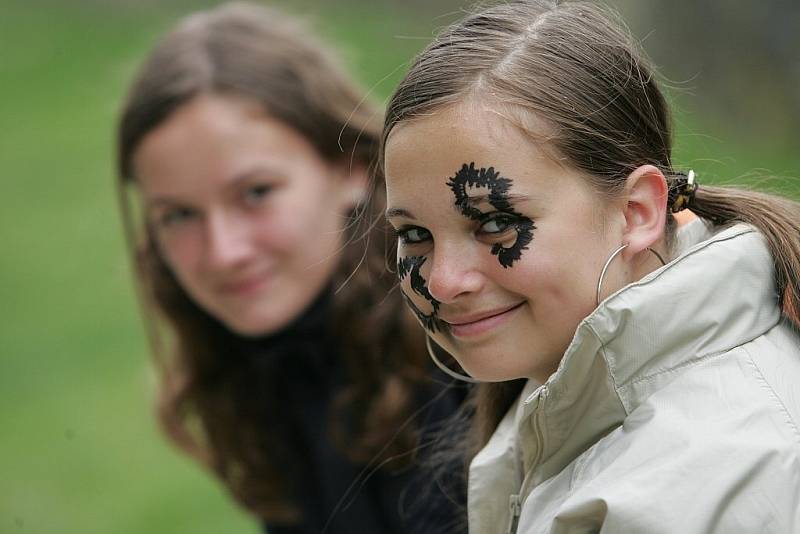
[117,2,429,523]
[381,0,800,453]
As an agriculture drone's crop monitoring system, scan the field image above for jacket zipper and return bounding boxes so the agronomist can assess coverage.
[508,386,548,534]
[520,386,547,496]
[506,494,522,534]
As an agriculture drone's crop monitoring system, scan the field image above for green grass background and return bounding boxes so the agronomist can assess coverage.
[0,1,797,533]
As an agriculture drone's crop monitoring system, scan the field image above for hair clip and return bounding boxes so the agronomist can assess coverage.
[670,170,698,213]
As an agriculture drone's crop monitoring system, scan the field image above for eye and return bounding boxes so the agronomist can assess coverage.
[243,184,273,205]
[157,207,197,228]
[396,226,431,245]
[479,213,516,235]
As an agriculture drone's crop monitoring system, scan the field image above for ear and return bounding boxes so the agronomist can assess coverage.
[332,161,370,211]
[621,165,668,255]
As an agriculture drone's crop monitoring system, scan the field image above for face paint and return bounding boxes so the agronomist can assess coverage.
[447,162,535,268]
[397,255,445,333]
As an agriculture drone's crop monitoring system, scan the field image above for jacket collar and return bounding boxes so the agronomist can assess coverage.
[520,222,782,484]
[471,222,783,507]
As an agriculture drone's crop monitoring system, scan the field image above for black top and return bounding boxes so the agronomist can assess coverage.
[238,292,468,534]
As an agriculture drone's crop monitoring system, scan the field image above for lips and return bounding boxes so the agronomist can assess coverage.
[218,272,272,296]
[443,302,524,338]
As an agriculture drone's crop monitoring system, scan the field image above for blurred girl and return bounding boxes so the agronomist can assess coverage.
[117,3,464,532]
[381,1,800,532]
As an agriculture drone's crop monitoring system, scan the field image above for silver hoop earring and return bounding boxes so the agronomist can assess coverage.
[426,336,482,383]
[596,245,667,306]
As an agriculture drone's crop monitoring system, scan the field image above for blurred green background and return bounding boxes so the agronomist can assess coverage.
[1,1,797,533]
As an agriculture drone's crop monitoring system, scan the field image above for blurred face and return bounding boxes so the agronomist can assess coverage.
[134,94,362,336]
[384,103,625,382]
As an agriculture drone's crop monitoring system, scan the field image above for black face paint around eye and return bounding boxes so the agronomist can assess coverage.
[492,218,534,268]
[447,161,512,219]
[446,162,535,268]
[397,255,445,333]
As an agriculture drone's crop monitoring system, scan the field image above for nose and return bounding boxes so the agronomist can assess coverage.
[426,245,485,304]
[205,211,255,270]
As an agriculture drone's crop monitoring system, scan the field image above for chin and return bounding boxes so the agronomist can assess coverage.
[473,369,531,383]
[458,358,529,383]
[449,344,530,383]
[223,314,283,338]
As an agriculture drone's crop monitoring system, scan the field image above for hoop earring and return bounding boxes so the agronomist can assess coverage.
[426,336,482,384]
[596,245,667,306]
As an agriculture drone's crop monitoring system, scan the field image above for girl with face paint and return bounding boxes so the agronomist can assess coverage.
[117,3,465,533]
[381,1,800,532]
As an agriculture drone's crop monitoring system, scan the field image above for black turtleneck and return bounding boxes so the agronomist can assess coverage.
[235,290,467,534]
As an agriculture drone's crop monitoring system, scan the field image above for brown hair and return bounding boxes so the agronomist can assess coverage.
[117,2,429,523]
[381,0,800,452]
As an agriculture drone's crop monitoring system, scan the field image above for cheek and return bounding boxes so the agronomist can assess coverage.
[156,237,215,307]
[397,256,430,307]
[397,255,443,333]
[254,219,293,250]
[156,233,200,279]
[268,194,346,253]
[499,239,597,321]
[249,205,313,255]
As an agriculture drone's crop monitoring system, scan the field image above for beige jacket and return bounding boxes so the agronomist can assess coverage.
[468,222,800,533]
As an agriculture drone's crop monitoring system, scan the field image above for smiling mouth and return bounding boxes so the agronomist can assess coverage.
[219,273,272,296]
[445,302,524,338]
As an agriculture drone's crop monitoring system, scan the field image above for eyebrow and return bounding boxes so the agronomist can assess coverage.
[460,193,532,207]
[224,165,284,190]
[144,165,284,209]
[385,207,415,220]
[385,193,533,221]
[144,197,187,212]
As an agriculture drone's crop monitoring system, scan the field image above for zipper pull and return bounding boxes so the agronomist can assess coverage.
[506,494,522,534]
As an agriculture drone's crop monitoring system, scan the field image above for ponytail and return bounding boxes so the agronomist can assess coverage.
[690,186,800,326]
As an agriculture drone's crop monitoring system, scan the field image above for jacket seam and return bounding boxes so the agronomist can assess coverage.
[574,323,625,489]
[741,345,800,445]
[568,434,603,491]
[587,322,627,415]
[623,319,780,389]
[624,348,729,387]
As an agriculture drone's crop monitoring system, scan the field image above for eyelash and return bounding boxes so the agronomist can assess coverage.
[393,212,521,246]
[243,183,273,205]
[158,207,197,228]
[395,225,431,245]
[478,212,519,235]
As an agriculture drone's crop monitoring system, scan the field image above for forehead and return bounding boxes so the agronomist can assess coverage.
[384,102,562,211]
[133,94,322,197]
[386,103,527,170]
[135,95,262,174]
